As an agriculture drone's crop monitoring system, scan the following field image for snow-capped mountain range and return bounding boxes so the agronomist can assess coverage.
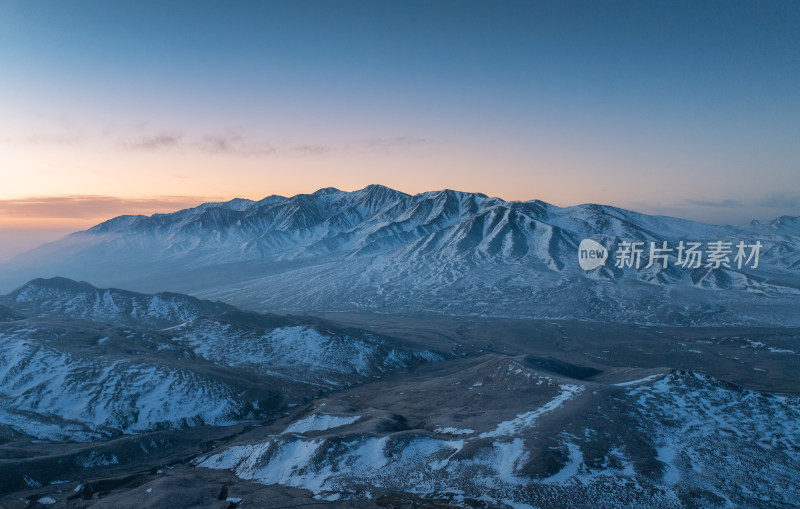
[1,185,798,325]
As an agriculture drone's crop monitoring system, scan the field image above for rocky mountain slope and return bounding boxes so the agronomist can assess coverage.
[0,278,440,445]
[196,362,800,508]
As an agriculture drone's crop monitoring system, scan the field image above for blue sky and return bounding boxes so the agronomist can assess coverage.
[0,0,798,259]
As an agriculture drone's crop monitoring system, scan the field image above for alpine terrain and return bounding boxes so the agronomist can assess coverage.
[1,185,798,326]
[0,186,798,508]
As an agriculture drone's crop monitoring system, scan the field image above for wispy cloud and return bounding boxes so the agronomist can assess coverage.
[196,134,275,156]
[12,123,432,157]
[294,143,331,155]
[684,193,800,210]
[125,133,182,150]
[121,130,429,156]
[753,193,800,209]
[120,131,277,155]
[362,136,428,149]
[625,192,800,226]
[0,195,221,220]
[684,198,744,208]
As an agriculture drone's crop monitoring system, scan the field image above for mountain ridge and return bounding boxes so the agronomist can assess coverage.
[1,185,798,326]
[44,184,793,240]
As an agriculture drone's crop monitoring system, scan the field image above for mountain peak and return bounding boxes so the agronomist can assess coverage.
[353,184,409,201]
[312,187,343,195]
[771,214,800,225]
[360,183,397,193]
[87,214,148,234]
[746,214,800,235]
[14,276,98,294]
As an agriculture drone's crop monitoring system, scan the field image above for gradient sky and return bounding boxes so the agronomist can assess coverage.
[1,1,799,259]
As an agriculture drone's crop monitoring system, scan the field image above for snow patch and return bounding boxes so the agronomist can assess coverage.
[282,414,360,434]
[480,384,584,438]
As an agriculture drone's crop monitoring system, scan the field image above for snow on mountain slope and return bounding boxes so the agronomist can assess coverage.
[747,215,800,236]
[197,367,800,508]
[1,186,798,326]
[627,372,800,488]
[0,278,444,442]
[1,277,238,328]
[282,414,361,435]
[166,318,441,389]
[0,326,250,441]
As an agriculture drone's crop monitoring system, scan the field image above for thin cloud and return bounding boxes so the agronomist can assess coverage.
[126,133,182,150]
[0,195,221,220]
[196,134,275,156]
[294,143,331,155]
[198,134,244,154]
[684,198,745,208]
[119,132,276,156]
[626,193,800,226]
[14,124,432,157]
[685,193,800,210]
[753,193,800,209]
[363,136,428,149]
